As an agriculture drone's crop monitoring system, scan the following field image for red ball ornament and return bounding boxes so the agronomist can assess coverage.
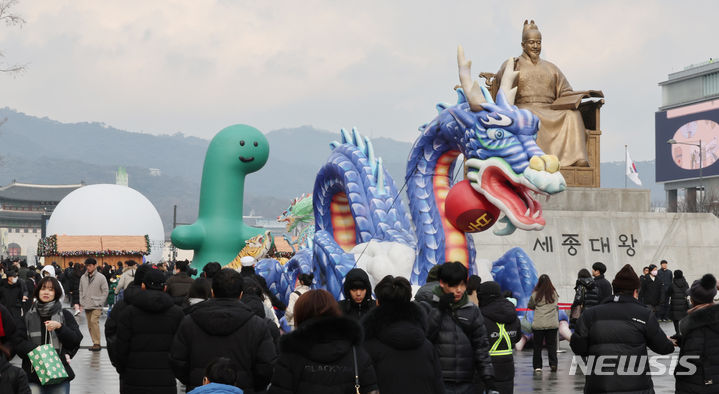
[445,180,500,233]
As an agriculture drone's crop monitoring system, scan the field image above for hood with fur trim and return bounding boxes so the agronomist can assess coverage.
[280,315,363,363]
[679,302,719,336]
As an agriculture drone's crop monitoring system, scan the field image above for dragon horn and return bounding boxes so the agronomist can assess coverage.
[351,127,367,155]
[340,128,352,144]
[457,45,486,112]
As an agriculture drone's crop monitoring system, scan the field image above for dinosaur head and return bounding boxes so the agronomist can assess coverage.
[208,124,269,174]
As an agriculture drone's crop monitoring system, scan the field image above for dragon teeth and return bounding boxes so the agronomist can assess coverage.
[532,210,540,219]
[525,207,531,216]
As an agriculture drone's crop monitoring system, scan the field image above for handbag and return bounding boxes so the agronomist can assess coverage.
[27,329,69,386]
[570,303,583,322]
[352,346,360,394]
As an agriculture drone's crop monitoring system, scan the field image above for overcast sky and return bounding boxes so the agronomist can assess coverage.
[0,1,716,161]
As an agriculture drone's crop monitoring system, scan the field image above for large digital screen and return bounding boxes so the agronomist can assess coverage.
[655,100,719,182]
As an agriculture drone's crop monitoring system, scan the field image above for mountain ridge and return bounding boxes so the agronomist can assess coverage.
[0,108,664,236]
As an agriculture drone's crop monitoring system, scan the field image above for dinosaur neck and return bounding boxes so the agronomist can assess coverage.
[198,159,246,219]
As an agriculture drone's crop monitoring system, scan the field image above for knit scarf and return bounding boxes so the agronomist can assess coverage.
[25,301,64,352]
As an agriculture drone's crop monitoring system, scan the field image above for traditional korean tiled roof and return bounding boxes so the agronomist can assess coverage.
[0,182,83,203]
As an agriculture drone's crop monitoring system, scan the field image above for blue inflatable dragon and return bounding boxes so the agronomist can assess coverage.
[259,47,566,306]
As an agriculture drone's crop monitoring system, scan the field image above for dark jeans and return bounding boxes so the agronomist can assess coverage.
[658,296,670,320]
[532,328,558,369]
[673,319,680,335]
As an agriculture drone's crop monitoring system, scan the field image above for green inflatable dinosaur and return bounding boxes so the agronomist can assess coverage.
[171,124,269,270]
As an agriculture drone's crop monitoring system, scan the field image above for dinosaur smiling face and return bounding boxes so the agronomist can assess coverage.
[208,124,269,173]
[446,90,566,235]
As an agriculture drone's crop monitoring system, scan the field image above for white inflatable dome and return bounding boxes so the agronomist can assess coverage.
[47,184,165,262]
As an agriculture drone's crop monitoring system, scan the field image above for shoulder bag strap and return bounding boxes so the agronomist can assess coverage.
[352,346,360,394]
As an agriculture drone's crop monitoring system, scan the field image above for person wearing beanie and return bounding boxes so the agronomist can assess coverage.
[413,263,443,302]
[477,281,520,394]
[338,268,376,320]
[570,264,674,393]
[114,268,185,393]
[668,269,689,334]
[674,273,719,392]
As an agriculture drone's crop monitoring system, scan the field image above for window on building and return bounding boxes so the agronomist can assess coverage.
[8,243,20,257]
[23,228,28,233]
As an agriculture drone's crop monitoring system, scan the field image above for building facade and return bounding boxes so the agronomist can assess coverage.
[0,181,83,262]
[656,59,719,212]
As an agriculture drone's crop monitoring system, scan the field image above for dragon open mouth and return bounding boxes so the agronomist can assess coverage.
[465,157,565,234]
[239,156,255,163]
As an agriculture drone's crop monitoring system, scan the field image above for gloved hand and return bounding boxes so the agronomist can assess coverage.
[438,292,454,311]
[482,375,496,391]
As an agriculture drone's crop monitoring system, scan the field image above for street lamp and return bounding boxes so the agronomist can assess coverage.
[667,138,703,212]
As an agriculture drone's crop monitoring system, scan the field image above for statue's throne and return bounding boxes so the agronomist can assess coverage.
[480,72,604,188]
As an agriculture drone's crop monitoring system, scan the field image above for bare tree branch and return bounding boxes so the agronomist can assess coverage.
[0,0,25,74]
[0,0,25,26]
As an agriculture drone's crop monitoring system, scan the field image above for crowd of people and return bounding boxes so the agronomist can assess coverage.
[0,256,716,393]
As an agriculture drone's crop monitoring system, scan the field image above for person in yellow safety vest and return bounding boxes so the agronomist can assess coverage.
[478,281,521,394]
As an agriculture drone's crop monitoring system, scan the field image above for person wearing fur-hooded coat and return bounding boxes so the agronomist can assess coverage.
[267,289,378,394]
[361,299,445,394]
[674,274,719,393]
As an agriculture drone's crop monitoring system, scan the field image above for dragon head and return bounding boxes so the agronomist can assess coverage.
[447,46,566,235]
[277,194,314,232]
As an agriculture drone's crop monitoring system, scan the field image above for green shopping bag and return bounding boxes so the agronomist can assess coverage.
[27,330,68,386]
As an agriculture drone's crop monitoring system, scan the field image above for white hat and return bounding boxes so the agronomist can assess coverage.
[240,256,256,267]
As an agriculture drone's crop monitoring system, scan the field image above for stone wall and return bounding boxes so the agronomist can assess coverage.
[472,210,719,303]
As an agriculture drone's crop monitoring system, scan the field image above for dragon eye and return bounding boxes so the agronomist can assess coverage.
[487,128,505,140]
[240,140,245,146]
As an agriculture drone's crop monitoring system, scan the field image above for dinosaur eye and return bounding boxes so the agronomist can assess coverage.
[253,141,258,147]
[240,140,245,146]
[487,128,505,140]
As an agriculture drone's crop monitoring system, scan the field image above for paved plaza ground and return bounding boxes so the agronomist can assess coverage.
[12,303,681,393]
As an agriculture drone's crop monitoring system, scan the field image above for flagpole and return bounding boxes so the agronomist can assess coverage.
[624,145,627,188]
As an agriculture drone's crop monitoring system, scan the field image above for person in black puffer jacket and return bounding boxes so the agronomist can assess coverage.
[669,269,690,334]
[591,262,612,303]
[477,281,521,394]
[570,264,674,393]
[361,275,444,394]
[268,289,378,394]
[415,262,495,393]
[114,269,185,394]
[106,265,151,369]
[0,343,29,394]
[674,273,719,393]
[170,269,277,393]
[570,269,601,328]
[338,268,376,320]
